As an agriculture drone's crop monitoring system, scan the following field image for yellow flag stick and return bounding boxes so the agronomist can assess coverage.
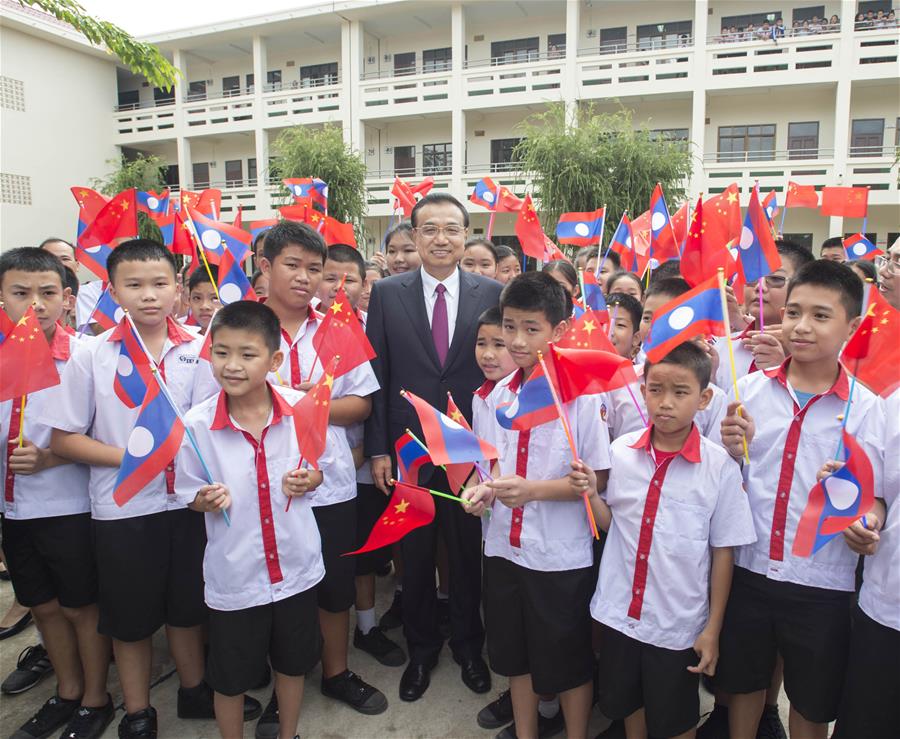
[717,268,751,463]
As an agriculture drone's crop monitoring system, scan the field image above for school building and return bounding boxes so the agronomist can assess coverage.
[2,0,898,252]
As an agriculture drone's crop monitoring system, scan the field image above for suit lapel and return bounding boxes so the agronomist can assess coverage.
[444,270,480,372]
[398,270,441,370]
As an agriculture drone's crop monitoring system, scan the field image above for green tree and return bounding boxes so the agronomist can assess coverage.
[20,0,178,89]
[514,102,694,242]
[271,125,368,239]
[91,154,168,241]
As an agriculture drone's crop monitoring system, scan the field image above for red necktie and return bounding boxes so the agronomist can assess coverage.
[432,283,448,365]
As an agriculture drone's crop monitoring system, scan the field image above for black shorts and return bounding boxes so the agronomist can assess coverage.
[716,567,851,724]
[595,623,699,737]
[2,513,97,609]
[207,588,322,697]
[93,508,207,642]
[312,499,357,613]
[833,604,900,739]
[353,483,391,576]
[482,555,594,695]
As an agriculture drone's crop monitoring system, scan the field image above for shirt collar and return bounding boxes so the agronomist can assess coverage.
[280,310,321,347]
[763,357,850,402]
[108,315,196,346]
[475,379,497,400]
[506,368,526,394]
[629,423,702,464]
[736,317,757,340]
[210,383,293,431]
[49,323,72,361]
[420,266,460,299]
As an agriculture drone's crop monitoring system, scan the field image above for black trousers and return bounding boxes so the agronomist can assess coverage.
[400,468,484,663]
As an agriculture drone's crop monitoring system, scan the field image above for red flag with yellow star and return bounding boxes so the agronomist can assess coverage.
[0,308,60,401]
[343,481,435,556]
[680,195,738,287]
[841,289,900,398]
[785,181,819,209]
[292,356,339,469]
[515,194,548,259]
[702,183,742,252]
[820,186,869,219]
[556,310,615,351]
[445,392,476,493]
[311,286,376,379]
[78,189,138,252]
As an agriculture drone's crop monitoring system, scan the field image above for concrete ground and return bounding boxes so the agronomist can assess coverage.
[0,571,788,739]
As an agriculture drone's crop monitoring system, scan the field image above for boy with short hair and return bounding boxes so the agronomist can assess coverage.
[186,266,221,332]
[575,342,755,739]
[819,236,845,262]
[257,222,387,728]
[714,260,885,739]
[44,240,251,737]
[176,301,331,739]
[462,271,610,739]
[0,248,114,739]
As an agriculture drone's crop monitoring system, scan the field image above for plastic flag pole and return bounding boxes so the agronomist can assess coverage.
[778,200,787,235]
[607,303,619,342]
[717,269,750,464]
[486,182,500,240]
[577,268,586,303]
[17,396,25,447]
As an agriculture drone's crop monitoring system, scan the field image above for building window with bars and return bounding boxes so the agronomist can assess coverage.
[717,124,776,161]
[423,143,451,175]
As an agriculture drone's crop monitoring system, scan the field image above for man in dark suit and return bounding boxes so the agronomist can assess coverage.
[365,193,502,702]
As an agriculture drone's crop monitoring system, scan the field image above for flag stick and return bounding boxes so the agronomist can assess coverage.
[596,204,607,255]
[17,396,25,447]
[184,214,222,303]
[577,268,586,303]
[304,273,346,384]
[861,216,868,235]
[403,425,493,484]
[778,202,787,235]
[607,303,619,342]
[536,351,599,539]
[487,182,500,240]
[123,311,230,526]
[717,269,750,463]
[598,211,625,276]
[624,381,648,427]
[284,457,307,513]
[389,479,473,509]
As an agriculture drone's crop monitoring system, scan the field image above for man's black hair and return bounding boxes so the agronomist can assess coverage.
[786,259,864,319]
[253,229,269,256]
[849,258,878,283]
[0,247,68,288]
[644,276,690,301]
[644,341,712,389]
[465,238,499,263]
[601,249,621,270]
[575,246,599,269]
[250,270,265,288]
[383,220,414,247]
[477,306,503,330]
[776,239,815,271]
[106,239,176,283]
[820,237,845,257]
[364,260,387,278]
[494,245,517,261]
[64,268,80,297]
[326,243,366,281]
[606,270,645,298]
[187,265,218,292]
[606,292,643,334]
[648,259,681,285]
[410,193,470,228]
[262,221,326,264]
[500,271,569,326]
[209,300,281,353]
[39,237,75,251]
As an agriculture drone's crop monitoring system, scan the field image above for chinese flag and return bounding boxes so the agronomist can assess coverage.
[280,201,315,223]
[556,310,613,351]
[171,209,195,256]
[292,356,338,469]
[785,181,819,209]
[0,308,60,401]
[391,177,417,217]
[653,201,689,260]
[515,194,548,259]
[680,195,738,287]
[548,344,637,400]
[79,189,138,250]
[322,216,357,247]
[841,289,900,398]
[628,210,653,273]
[180,189,222,219]
[445,392,475,493]
[70,187,110,248]
[343,481,435,555]
[702,183,742,251]
[232,205,243,230]
[820,187,869,218]
[312,287,376,379]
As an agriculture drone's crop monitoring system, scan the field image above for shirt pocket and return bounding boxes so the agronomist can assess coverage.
[656,496,710,559]
[262,455,301,506]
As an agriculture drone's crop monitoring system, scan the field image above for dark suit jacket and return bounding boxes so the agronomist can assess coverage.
[364,268,503,467]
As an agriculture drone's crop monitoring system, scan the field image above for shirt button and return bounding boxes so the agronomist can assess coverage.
[654,480,660,487]
[646,517,651,523]
[261,483,267,489]
[787,453,793,459]
[780,492,786,498]
[774,530,781,537]
[634,588,641,594]
[520,448,526,453]
[639,554,646,560]
[264,518,270,524]
[269,553,275,560]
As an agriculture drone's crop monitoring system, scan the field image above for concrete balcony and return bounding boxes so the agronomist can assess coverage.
[183,92,256,133]
[359,69,452,118]
[261,79,343,126]
[462,52,566,109]
[113,101,176,144]
[845,146,900,204]
[852,27,900,80]
[700,150,836,198]
[576,44,693,97]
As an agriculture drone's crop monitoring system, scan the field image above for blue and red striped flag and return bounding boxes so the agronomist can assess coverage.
[403,390,497,466]
[112,318,153,408]
[249,219,280,241]
[608,215,637,272]
[90,286,122,331]
[394,431,429,485]
[137,190,174,247]
[643,276,726,363]
[842,233,882,261]
[217,244,257,305]
[186,206,251,267]
[737,184,782,283]
[649,183,677,261]
[556,208,605,247]
[468,177,522,212]
[495,364,559,431]
[283,178,328,210]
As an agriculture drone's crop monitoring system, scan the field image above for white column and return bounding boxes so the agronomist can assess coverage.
[829,8,855,236]
[451,4,465,190]
[563,0,580,127]
[341,20,365,152]
[251,35,268,213]
[252,35,266,110]
[172,49,191,190]
[689,0,709,197]
[176,136,192,190]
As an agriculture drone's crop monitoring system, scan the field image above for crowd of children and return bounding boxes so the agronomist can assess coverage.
[0,192,897,739]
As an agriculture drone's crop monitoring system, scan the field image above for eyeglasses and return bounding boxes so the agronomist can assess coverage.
[875,254,900,274]
[416,224,466,240]
[746,275,788,289]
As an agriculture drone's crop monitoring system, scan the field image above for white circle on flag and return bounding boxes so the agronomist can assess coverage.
[648,258,660,270]
[292,185,303,196]
[624,236,632,248]
[483,190,495,203]
[439,414,464,431]
[852,242,867,256]
[740,226,754,249]
[146,196,159,210]
[117,355,134,377]
[201,229,221,250]
[729,247,739,262]
[823,475,859,510]
[85,245,102,253]
[322,185,329,198]
[127,426,155,458]
[668,305,695,330]
[503,397,520,418]
[574,222,590,237]
[651,211,666,231]
[113,307,125,323]
[219,282,242,305]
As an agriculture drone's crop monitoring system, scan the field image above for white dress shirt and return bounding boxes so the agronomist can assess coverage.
[421,267,460,347]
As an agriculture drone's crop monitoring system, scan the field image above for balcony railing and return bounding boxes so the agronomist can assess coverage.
[578,34,693,57]
[362,60,452,81]
[709,24,840,44]
[360,70,451,111]
[704,148,835,164]
[115,98,174,112]
[465,47,568,69]
[849,145,899,159]
[263,76,340,93]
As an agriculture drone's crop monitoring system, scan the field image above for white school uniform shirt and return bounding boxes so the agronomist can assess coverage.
[482,369,611,572]
[269,308,379,507]
[2,325,90,519]
[709,359,885,591]
[592,425,755,650]
[74,280,103,329]
[858,389,900,631]
[175,386,328,611]
[472,380,498,539]
[39,317,219,520]
[421,267,459,346]
[713,322,758,391]
[349,309,374,486]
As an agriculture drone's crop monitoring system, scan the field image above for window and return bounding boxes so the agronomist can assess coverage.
[851,119,884,157]
[491,138,522,171]
[300,62,338,86]
[783,233,813,250]
[490,37,539,65]
[245,73,255,92]
[266,70,282,89]
[153,87,175,106]
[423,143,451,175]
[225,160,243,187]
[187,81,207,101]
[547,33,566,57]
[423,47,452,73]
[164,165,179,188]
[717,124,776,161]
[599,26,628,54]
[192,163,210,189]
[649,128,689,142]
[636,20,692,50]
[117,90,139,108]
[222,76,240,96]
[394,145,416,176]
[792,6,825,23]
[787,121,819,158]
[248,158,257,186]
[721,11,780,30]
[394,52,416,76]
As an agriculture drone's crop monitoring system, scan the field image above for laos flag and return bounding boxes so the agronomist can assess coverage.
[90,286,122,332]
[394,431,429,485]
[186,206,251,266]
[843,233,882,261]
[649,183,677,261]
[738,184,782,283]
[792,430,875,557]
[643,276,725,363]
[137,190,174,247]
[402,390,497,466]
[111,318,153,408]
[573,269,608,321]
[217,244,256,305]
[556,208,605,247]
[495,364,559,431]
[283,178,328,209]
[113,379,184,507]
[608,215,637,271]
